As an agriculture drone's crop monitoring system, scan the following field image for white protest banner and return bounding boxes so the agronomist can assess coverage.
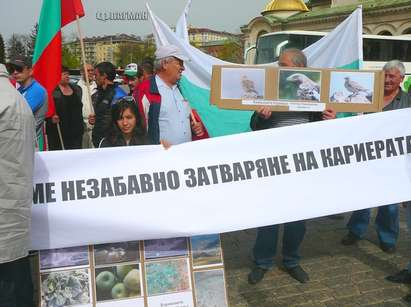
[31,109,411,250]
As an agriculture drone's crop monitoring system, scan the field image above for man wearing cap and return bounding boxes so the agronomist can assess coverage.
[136,44,207,145]
[7,55,47,148]
[0,63,36,306]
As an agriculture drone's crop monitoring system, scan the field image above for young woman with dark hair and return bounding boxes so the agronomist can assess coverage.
[99,97,149,147]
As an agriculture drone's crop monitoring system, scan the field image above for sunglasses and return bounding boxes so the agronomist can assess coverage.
[6,64,24,74]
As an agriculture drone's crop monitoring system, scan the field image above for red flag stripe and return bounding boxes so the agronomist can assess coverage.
[32,32,62,118]
[61,0,85,27]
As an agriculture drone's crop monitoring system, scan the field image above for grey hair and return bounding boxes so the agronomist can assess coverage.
[280,48,307,67]
[383,60,405,76]
[154,56,175,72]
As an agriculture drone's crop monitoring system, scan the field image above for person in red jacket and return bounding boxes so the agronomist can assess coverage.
[136,45,208,145]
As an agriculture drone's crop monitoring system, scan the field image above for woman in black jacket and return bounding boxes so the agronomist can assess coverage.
[99,97,149,148]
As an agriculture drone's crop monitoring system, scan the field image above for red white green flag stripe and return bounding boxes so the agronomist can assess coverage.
[33,0,84,118]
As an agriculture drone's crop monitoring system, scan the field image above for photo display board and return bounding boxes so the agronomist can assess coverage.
[211,65,385,113]
[36,235,229,307]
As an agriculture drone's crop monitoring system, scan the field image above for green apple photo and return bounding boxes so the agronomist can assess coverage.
[95,264,141,301]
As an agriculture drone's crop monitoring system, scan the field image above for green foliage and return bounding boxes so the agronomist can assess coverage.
[0,34,5,63]
[115,42,155,68]
[214,40,243,63]
[62,46,80,69]
[26,23,38,58]
[7,34,26,60]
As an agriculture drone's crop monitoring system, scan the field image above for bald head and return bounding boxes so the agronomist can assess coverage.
[80,63,95,82]
[278,48,307,68]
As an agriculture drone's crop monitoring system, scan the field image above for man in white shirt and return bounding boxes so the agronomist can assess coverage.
[77,63,97,148]
[136,45,206,145]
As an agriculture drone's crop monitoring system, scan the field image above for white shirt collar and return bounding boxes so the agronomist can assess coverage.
[156,74,178,90]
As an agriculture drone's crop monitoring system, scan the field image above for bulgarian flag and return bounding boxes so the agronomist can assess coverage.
[33,0,85,118]
[148,3,363,136]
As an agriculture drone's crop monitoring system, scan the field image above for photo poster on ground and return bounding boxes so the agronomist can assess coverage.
[35,235,229,307]
[210,65,384,113]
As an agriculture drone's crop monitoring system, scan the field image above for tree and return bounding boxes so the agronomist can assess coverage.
[0,34,5,63]
[7,34,26,60]
[26,23,38,58]
[115,42,155,68]
[215,40,243,63]
[62,45,80,68]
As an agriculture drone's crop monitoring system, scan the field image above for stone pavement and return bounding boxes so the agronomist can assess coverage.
[222,206,410,306]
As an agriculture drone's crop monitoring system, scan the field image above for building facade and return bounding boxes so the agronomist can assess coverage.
[65,34,144,66]
[188,28,240,47]
[241,0,411,63]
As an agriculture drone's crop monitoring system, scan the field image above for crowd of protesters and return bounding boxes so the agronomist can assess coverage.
[0,45,410,306]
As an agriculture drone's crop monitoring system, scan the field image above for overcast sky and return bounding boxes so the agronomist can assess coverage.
[2,0,271,40]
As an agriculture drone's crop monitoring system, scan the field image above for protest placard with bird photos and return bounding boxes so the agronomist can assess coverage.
[211,65,384,113]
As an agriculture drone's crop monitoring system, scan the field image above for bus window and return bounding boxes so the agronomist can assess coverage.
[393,40,411,62]
[255,34,323,64]
[255,34,289,64]
[364,38,393,61]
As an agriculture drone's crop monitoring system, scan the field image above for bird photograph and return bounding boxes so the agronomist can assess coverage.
[241,75,261,99]
[330,72,374,104]
[221,68,265,100]
[279,70,322,101]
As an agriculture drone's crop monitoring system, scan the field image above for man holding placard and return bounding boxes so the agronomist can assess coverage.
[341,60,411,253]
[248,48,336,285]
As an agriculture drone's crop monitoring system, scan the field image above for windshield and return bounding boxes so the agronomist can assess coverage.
[255,34,323,64]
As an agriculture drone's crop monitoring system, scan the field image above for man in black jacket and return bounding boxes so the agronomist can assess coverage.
[91,62,127,147]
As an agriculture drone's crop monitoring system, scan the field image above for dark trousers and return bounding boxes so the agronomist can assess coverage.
[0,256,34,307]
[253,220,306,269]
[48,133,83,151]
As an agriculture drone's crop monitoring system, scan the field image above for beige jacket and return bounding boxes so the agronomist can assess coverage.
[77,78,97,129]
[0,64,35,263]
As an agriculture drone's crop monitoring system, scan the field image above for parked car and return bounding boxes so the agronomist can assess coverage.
[69,75,81,84]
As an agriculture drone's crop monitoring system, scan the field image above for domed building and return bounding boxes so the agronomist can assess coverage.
[242,0,411,63]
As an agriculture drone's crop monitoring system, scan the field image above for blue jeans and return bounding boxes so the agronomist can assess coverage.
[347,204,399,247]
[0,256,33,307]
[253,220,306,269]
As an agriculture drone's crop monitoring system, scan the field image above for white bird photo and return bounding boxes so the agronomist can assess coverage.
[279,70,322,102]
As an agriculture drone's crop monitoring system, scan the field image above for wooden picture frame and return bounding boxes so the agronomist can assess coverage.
[210,65,384,113]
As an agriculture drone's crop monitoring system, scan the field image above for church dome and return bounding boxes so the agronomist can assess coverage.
[262,0,309,16]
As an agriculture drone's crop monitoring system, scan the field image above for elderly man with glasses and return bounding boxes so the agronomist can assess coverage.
[136,44,207,145]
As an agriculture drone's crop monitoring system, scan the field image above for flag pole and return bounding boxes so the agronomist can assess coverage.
[57,122,66,150]
[75,15,94,117]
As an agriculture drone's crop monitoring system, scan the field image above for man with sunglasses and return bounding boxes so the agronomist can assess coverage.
[7,56,47,148]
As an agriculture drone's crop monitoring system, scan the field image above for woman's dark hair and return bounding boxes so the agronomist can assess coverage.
[105,97,148,146]
[61,66,70,73]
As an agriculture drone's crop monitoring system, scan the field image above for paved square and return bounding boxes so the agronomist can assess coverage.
[223,207,410,306]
